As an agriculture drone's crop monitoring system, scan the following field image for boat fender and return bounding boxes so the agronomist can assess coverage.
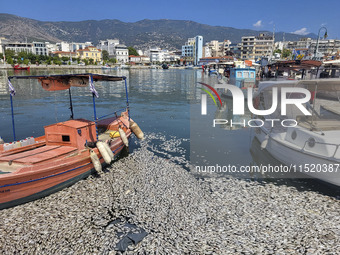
[119,127,129,147]
[0,137,4,145]
[129,120,144,140]
[261,136,269,150]
[90,149,102,173]
[103,142,114,160]
[96,141,112,164]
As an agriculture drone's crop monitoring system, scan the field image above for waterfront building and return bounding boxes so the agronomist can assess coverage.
[149,47,165,63]
[4,42,33,54]
[69,42,92,52]
[241,36,255,60]
[45,42,58,53]
[76,46,102,63]
[113,44,129,63]
[32,42,49,56]
[97,39,120,56]
[203,40,231,58]
[52,51,77,59]
[56,42,70,52]
[241,33,274,61]
[129,55,150,64]
[181,35,203,65]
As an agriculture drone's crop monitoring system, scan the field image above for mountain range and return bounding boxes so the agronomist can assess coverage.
[0,13,317,50]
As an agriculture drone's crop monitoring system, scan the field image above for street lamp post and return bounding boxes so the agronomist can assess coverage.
[314,27,328,59]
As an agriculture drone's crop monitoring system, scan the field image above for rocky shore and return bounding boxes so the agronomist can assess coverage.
[0,134,339,254]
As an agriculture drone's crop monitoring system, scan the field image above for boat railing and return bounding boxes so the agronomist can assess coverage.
[97,107,127,121]
[302,139,340,158]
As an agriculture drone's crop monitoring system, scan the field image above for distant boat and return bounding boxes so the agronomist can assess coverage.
[162,63,169,69]
[13,65,30,71]
[185,65,194,69]
[102,65,119,70]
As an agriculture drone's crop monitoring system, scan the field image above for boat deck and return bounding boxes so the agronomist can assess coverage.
[0,145,77,173]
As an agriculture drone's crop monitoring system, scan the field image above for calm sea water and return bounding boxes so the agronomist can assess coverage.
[0,68,338,196]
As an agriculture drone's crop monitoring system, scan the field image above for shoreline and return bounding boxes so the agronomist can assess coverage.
[0,64,191,70]
[1,134,339,254]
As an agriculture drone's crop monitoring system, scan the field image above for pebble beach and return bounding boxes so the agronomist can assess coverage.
[0,134,339,254]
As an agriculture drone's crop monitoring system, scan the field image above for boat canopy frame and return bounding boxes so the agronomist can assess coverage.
[7,73,129,141]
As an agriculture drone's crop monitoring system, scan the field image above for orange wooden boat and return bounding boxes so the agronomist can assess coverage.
[0,73,139,209]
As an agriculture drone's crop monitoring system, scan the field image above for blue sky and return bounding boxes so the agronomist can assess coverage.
[2,0,340,38]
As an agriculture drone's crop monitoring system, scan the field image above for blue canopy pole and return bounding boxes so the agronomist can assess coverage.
[8,78,16,141]
[10,93,16,141]
[89,74,98,140]
[124,78,130,120]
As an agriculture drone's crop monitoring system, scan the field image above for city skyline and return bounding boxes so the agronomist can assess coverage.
[1,0,340,39]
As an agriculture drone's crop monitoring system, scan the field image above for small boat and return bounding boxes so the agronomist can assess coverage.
[220,67,256,99]
[161,63,169,69]
[13,65,30,71]
[0,73,144,209]
[252,79,340,186]
[101,65,119,70]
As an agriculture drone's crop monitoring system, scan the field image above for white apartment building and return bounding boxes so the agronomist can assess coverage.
[241,33,274,60]
[4,42,34,54]
[32,42,49,56]
[97,39,120,56]
[114,44,129,63]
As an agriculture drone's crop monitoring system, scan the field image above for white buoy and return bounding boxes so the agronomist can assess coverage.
[103,142,114,160]
[0,137,4,145]
[119,127,129,147]
[96,141,112,164]
[129,120,144,140]
[90,149,102,173]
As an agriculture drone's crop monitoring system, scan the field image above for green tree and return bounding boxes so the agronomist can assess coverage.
[7,56,14,65]
[102,50,109,61]
[128,47,139,56]
[61,56,70,62]
[273,49,281,55]
[109,58,117,63]
[282,49,291,58]
[89,58,94,65]
[23,59,30,65]
[0,53,3,60]
[84,59,89,65]
[5,49,15,59]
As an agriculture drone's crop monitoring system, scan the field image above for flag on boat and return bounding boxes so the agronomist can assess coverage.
[89,75,99,98]
[8,79,15,96]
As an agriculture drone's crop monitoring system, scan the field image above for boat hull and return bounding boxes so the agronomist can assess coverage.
[254,126,340,186]
[0,142,127,210]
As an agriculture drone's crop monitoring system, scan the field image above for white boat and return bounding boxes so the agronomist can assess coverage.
[253,79,340,186]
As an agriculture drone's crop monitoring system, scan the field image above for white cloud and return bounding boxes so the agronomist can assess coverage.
[292,27,309,35]
[253,20,262,28]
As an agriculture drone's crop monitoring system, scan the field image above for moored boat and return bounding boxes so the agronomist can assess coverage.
[13,65,30,71]
[0,73,143,209]
[252,79,340,186]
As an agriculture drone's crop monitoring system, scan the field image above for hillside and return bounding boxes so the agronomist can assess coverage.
[0,14,317,50]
